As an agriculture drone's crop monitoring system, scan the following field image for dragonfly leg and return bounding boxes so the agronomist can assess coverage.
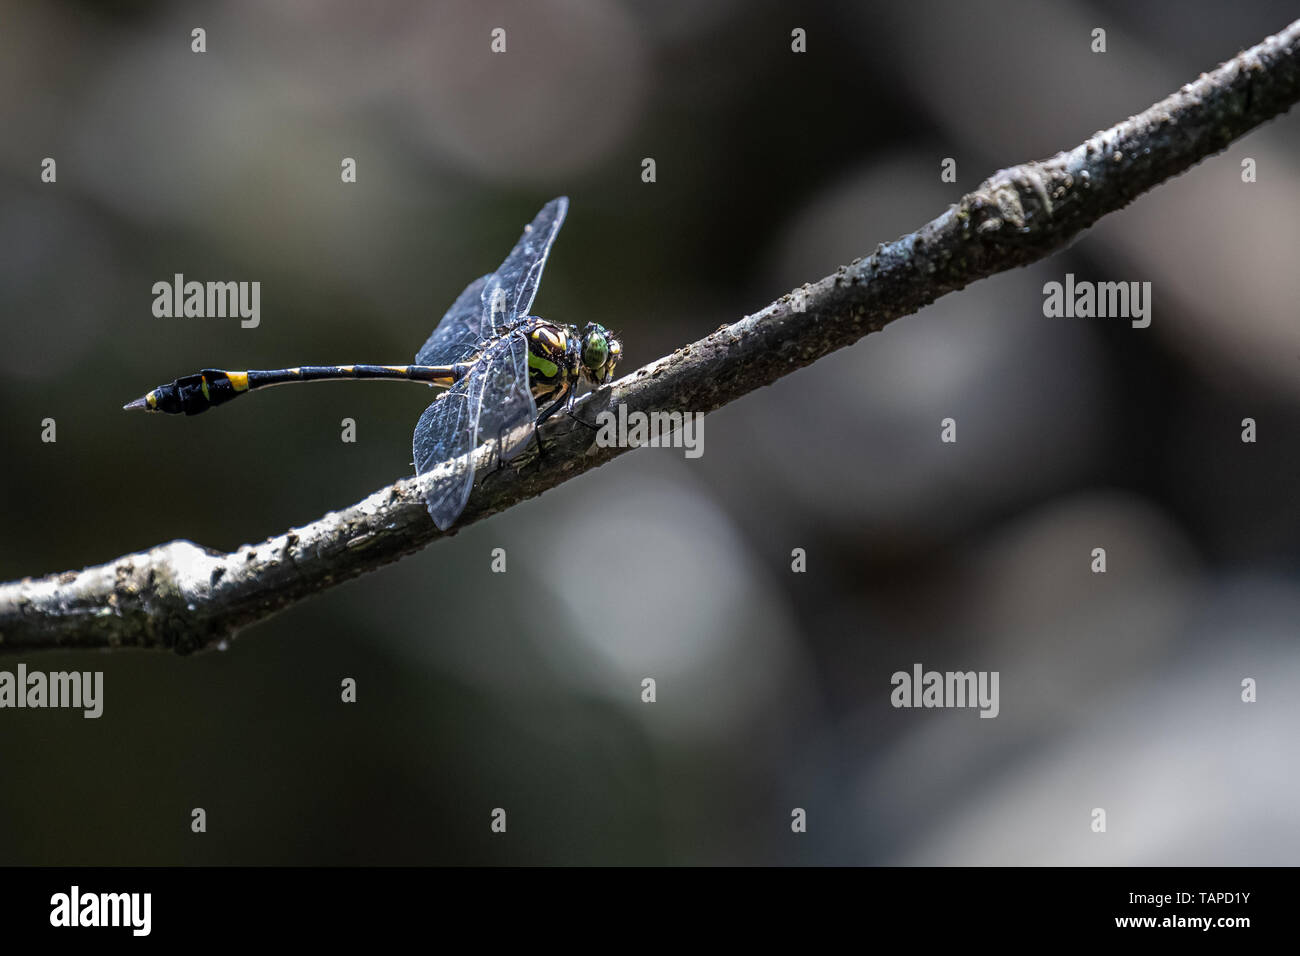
[561,386,600,432]
[487,419,529,474]
[486,385,569,475]
[530,386,573,460]
[535,389,570,428]
[488,424,509,474]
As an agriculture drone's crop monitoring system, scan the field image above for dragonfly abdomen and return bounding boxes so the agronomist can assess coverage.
[126,365,460,415]
[246,365,458,388]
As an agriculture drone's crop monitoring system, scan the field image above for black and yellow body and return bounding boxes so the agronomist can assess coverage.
[125,364,463,415]
[524,321,584,417]
[124,197,621,531]
[123,319,621,417]
[519,319,622,422]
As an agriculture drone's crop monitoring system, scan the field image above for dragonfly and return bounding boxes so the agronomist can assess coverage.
[124,197,622,530]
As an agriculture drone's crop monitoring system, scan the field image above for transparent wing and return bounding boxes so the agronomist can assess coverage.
[481,197,568,335]
[477,332,539,465]
[416,273,493,366]
[413,373,483,532]
[412,333,537,530]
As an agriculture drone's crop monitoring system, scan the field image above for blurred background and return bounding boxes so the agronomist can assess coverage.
[1,0,1298,865]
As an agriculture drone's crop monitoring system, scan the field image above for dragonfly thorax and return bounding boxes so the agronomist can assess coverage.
[522,320,576,394]
[522,319,622,396]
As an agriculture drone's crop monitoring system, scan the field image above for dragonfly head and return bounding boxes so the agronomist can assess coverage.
[578,323,622,385]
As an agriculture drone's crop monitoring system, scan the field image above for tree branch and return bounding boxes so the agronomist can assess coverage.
[4,18,1299,654]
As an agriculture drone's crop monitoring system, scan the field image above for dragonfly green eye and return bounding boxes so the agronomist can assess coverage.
[580,323,621,383]
[582,329,609,371]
